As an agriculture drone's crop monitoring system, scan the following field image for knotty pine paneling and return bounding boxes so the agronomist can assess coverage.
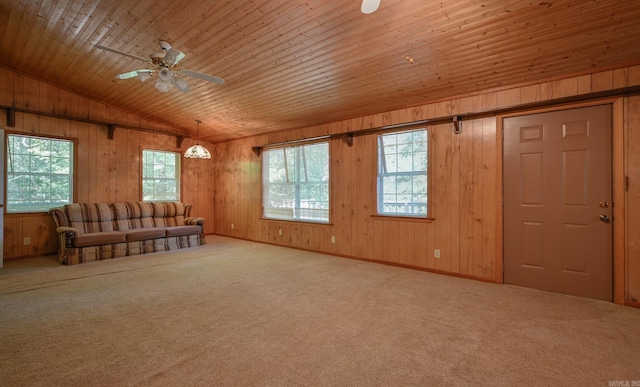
[3,1,640,142]
[3,60,640,304]
[0,67,215,260]
[214,114,500,282]
[627,95,640,303]
[213,65,640,295]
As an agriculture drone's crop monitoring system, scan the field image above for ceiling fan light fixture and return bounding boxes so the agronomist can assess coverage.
[361,0,381,14]
[137,71,152,82]
[155,77,173,92]
[158,67,173,81]
[97,41,224,93]
[175,78,190,92]
[184,120,211,160]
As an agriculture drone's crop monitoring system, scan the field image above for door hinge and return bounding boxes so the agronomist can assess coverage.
[626,176,630,191]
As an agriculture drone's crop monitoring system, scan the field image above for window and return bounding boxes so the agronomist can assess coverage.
[262,142,329,223]
[142,150,180,201]
[377,129,428,217]
[6,134,74,213]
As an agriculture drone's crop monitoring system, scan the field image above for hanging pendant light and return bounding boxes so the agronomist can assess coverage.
[184,120,211,159]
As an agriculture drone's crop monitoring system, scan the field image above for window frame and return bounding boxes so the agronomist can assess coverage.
[375,128,432,219]
[140,148,182,202]
[5,132,77,214]
[261,140,330,224]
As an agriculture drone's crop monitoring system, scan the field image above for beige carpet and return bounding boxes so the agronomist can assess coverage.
[1,235,639,386]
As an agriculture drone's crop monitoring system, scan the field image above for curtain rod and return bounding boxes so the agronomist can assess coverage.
[252,85,640,156]
[0,105,189,148]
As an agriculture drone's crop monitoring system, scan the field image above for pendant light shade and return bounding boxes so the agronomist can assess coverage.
[184,120,211,159]
[184,144,211,159]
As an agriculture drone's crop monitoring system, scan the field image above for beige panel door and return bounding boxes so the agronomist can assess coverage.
[503,105,612,301]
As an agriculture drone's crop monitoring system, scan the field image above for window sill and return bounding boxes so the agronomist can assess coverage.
[5,211,50,217]
[370,215,434,223]
[259,217,333,226]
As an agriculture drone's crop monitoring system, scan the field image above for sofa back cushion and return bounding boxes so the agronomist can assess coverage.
[110,202,155,230]
[65,203,115,234]
[152,202,187,227]
[137,202,155,227]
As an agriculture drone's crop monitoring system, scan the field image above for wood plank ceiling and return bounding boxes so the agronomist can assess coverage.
[1,0,639,143]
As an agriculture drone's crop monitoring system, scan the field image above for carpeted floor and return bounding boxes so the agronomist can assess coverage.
[1,235,639,386]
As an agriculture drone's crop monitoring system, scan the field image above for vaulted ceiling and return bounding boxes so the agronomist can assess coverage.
[1,0,639,143]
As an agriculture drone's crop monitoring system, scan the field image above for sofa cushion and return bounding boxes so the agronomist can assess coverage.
[65,203,115,234]
[165,225,202,237]
[73,231,126,248]
[137,202,155,228]
[111,202,155,229]
[152,202,186,227]
[125,228,167,242]
[111,202,141,230]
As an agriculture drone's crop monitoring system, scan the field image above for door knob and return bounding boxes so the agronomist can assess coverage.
[599,215,611,223]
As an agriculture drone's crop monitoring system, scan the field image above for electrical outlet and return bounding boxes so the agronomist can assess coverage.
[231,223,234,229]
[331,236,336,244]
[278,228,283,236]
[23,237,31,246]
[434,249,441,258]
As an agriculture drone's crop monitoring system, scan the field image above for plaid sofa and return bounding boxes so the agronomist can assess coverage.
[49,201,205,265]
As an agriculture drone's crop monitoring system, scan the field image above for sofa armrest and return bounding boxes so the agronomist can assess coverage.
[56,226,80,246]
[56,226,80,235]
[52,226,80,264]
[185,217,204,226]
[49,207,69,227]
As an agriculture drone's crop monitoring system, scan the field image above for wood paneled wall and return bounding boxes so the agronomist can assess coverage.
[214,65,640,304]
[214,108,500,281]
[0,67,215,260]
[2,64,640,305]
[627,95,640,305]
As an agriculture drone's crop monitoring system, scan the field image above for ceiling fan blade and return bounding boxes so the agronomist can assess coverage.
[183,69,225,85]
[95,44,150,63]
[164,48,186,65]
[361,0,381,14]
[116,69,153,80]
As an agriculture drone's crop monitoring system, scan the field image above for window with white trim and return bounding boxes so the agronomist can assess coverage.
[6,134,74,213]
[142,150,180,201]
[262,141,329,223]
[377,129,428,217]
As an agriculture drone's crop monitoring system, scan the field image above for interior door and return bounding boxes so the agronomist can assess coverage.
[503,105,612,301]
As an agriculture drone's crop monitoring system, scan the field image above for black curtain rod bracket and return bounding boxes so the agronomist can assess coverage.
[453,116,462,134]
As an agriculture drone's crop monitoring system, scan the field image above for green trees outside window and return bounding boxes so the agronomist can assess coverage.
[377,129,428,217]
[262,142,329,223]
[142,150,180,201]
[7,134,74,213]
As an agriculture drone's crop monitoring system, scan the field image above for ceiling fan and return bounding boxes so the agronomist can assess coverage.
[95,41,225,93]
[361,0,381,14]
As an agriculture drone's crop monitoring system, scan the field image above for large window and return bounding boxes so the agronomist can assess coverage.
[142,150,180,201]
[7,134,74,213]
[377,129,428,217]
[262,142,329,223]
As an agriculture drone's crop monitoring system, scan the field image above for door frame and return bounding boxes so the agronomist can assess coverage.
[0,129,3,268]
[496,97,625,304]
